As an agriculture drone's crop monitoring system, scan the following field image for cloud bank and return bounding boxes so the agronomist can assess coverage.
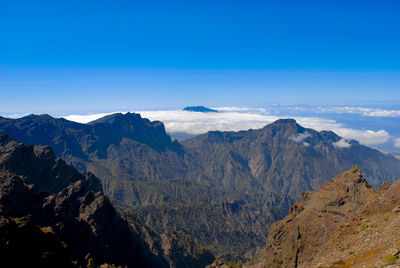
[333,139,351,148]
[289,132,311,142]
[64,107,394,148]
[318,106,400,117]
[332,129,390,145]
[395,138,400,148]
[64,108,392,146]
[64,113,114,124]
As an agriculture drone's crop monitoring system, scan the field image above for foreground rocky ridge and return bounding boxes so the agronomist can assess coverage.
[1,114,400,259]
[253,166,400,267]
[0,135,213,267]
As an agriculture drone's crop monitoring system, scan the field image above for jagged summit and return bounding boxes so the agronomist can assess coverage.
[88,112,144,124]
[332,165,370,186]
[259,118,307,137]
[269,118,297,125]
[87,112,179,154]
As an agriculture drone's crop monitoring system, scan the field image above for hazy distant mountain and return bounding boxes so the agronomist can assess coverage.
[1,114,400,260]
[0,135,214,267]
[183,106,218,113]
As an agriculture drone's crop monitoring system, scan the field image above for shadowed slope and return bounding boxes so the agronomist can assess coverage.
[0,135,213,267]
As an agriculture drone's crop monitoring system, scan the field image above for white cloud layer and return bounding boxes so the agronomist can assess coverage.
[289,131,311,142]
[64,109,391,146]
[0,113,28,119]
[332,129,390,145]
[318,106,400,117]
[139,110,280,134]
[395,138,400,148]
[214,107,267,113]
[333,139,351,148]
[64,113,114,124]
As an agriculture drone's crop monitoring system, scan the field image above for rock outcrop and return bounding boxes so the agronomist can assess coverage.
[258,166,400,268]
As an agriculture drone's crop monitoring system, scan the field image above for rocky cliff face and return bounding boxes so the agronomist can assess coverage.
[0,135,213,267]
[258,166,400,268]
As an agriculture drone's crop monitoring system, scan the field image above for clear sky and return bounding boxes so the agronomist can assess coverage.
[1,0,399,114]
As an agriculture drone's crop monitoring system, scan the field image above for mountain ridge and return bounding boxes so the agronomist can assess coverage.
[1,113,400,260]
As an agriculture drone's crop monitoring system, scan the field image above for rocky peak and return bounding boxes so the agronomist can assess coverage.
[271,118,297,126]
[263,167,376,267]
[259,119,306,139]
[88,112,180,154]
[88,112,143,125]
[33,145,56,159]
[332,165,370,186]
[0,135,97,195]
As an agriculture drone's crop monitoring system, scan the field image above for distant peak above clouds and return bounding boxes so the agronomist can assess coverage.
[183,106,218,113]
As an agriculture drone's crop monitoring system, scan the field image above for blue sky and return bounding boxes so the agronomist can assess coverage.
[2,1,400,69]
[0,1,399,112]
[1,1,400,113]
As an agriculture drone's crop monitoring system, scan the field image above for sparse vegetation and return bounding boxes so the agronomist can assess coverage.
[361,223,368,230]
[381,254,399,265]
[87,258,95,268]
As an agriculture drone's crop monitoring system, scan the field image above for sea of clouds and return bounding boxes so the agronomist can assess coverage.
[64,106,395,147]
[317,106,400,117]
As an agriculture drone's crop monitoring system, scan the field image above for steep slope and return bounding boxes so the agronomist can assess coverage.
[1,114,400,260]
[131,199,278,261]
[258,166,400,268]
[0,135,213,267]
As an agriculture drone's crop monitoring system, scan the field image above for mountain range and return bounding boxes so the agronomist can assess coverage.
[1,113,400,259]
